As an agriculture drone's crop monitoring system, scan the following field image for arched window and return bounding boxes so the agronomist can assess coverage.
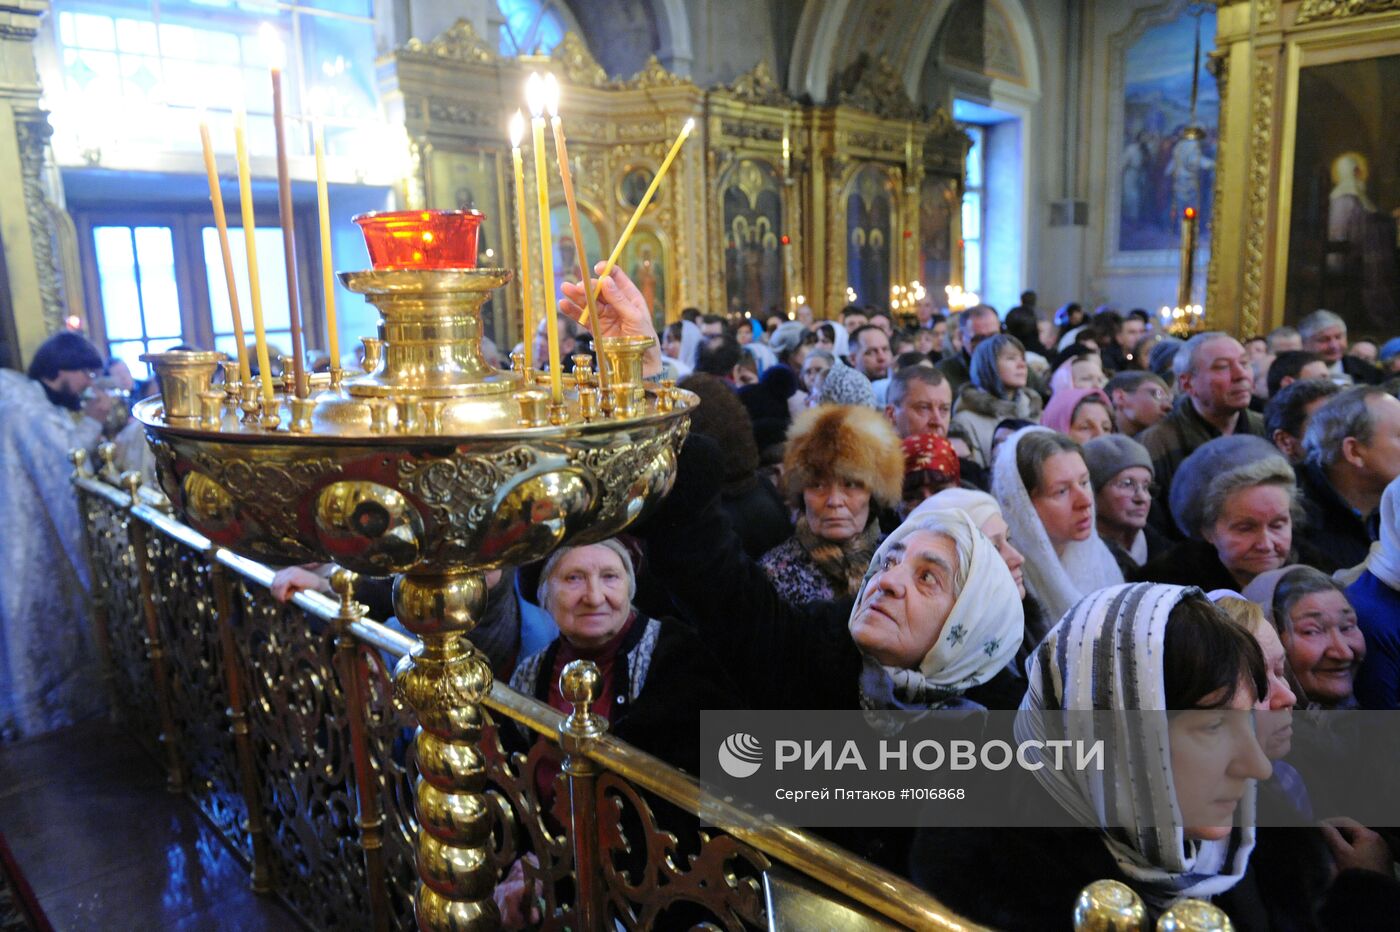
[497,0,568,56]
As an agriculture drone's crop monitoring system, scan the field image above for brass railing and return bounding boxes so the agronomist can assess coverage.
[70,451,982,932]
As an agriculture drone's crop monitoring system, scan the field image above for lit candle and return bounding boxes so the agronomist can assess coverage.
[526,72,563,402]
[261,22,307,399]
[233,110,275,412]
[313,125,339,372]
[545,74,599,334]
[592,116,695,304]
[198,115,252,386]
[509,111,535,372]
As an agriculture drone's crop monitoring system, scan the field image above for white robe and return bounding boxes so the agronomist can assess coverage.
[0,370,104,739]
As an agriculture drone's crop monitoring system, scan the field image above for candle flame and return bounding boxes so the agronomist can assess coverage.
[509,110,524,148]
[543,73,560,118]
[258,22,287,71]
[525,72,545,118]
[683,116,696,135]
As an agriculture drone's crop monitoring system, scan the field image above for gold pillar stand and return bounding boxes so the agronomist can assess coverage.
[392,570,497,929]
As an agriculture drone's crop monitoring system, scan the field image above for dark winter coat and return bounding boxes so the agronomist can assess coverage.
[1295,461,1378,573]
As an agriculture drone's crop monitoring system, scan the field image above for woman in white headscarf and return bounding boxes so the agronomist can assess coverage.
[911,583,1278,928]
[992,426,1123,640]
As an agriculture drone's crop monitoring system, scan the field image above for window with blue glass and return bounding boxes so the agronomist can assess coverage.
[496,0,567,56]
[962,126,984,296]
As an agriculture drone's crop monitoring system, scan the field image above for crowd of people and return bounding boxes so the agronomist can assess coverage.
[9,260,1400,926]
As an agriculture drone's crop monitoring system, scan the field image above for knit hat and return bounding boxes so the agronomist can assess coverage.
[815,361,878,408]
[1081,434,1154,492]
[901,434,961,484]
[783,404,904,508]
[1168,435,1292,539]
[769,321,808,358]
[1379,337,1400,365]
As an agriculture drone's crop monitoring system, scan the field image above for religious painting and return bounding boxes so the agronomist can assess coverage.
[618,167,655,210]
[846,165,893,307]
[428,148,505,338]
[721,159,784,318]
[1117,7,1217,252]
[548,202,604,307]
[1283,54,1400,335]
[920,175,959,298]
[619,228,667,329]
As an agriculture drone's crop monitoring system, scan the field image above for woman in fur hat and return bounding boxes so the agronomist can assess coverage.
[759,405,904,604]
[951,334,1044,468]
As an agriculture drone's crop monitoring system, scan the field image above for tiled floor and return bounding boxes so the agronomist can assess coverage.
[0,719,302,931]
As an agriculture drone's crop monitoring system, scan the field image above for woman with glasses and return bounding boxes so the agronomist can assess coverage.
[1082,435,1172,571]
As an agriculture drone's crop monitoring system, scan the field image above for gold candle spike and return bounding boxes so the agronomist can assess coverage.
[141,350,226,424]
[1156,899,1233,932]
[420,399,445,435]
[223,380,243,414]
[597,335,651,390]
[240,395,260,424]
[361,337,383,374]
[547,401,568,426]
[395,395,421,434]
[610,383,635,420]
[258,404,281,432]
[289,397,315,433]
[1073,880,1147,932]
[515,390,548,428]
[328,366,344,392]
[572,354,594,388]
[199,390,224,430]
[578,386,599,421]
[657,378,676,413]
[368,398,392,434]
[510,350,526,375]
[279,356,296,396]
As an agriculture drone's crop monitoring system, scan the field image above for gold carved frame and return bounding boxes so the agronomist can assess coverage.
[1208,0,1400,336]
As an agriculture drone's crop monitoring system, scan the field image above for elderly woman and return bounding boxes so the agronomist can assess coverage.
[812,359,878,408]
[1048,350,1108,395]
[993,427,1124,635]
[1140,435,1318,591]
[1081,434,1170,569]
[1041,386,1115,445]
[759,405,903,604]
[1244,566,1366,711]
[952,334,1044,468]
[912,584,1282,926]
[799,348,834,397]
[1343,477,1400,708]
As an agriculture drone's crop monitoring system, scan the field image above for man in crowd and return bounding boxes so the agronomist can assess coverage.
[1265,378,1341,464]
[840,304,868,335]
[1298,309,1383,385]
[699,313,727,343]
[885,366,953,439]
[1105,370,1173,438]
[851,324,893,383]
[1138,331,1264,536]
[0,331,112,739]
[1266,350,1329,399]
[1109,312,1147,372]
[1350,340,1379,367]
[936,304,1001,395]
[1297,385,1400,568]
[1267,325,1303,353]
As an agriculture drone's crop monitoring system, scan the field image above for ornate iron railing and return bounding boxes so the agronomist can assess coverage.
[71,451,981,932]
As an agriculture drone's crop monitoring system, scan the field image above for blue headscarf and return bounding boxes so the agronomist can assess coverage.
[969,334,1024,399]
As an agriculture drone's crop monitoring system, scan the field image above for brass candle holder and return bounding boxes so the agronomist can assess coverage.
[134,249,695,931]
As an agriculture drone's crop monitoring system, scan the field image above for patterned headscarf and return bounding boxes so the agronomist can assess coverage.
[816,361,878,408]
[902,434,961,484]
[1015,583,1258,908]
[851,508,1022,710]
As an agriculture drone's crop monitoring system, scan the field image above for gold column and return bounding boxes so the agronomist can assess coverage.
[123,472,186,794]
[557,660,607,928]
[392,570,497,929]
[0,1,76,366]
[208,551,273,892]
[329,570,391,932]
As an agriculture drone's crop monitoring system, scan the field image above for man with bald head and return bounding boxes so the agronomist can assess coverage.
[1137,331,1266,537]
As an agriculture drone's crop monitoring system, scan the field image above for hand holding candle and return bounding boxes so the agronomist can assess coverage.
[509,111,535,372]
[591,116,695,307]
[526,72,563,403]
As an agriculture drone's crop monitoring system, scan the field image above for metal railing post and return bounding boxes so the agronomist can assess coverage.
[558,660,607,931]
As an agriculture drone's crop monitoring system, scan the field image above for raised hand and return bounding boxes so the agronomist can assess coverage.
[559,263,662,377]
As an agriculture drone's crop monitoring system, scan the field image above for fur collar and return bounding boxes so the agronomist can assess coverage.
[955,385,1042,420]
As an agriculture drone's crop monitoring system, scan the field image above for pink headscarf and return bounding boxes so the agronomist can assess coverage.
[1042,387,1113,436]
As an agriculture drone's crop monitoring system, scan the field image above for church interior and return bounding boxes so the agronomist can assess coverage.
[4,0,1400,930]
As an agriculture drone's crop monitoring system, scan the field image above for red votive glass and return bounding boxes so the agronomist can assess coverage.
[353,209,484,270]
